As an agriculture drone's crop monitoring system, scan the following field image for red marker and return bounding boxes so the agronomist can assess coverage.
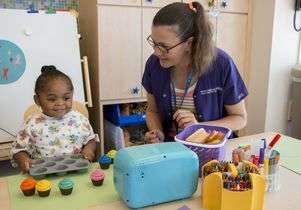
[268,134,281,149]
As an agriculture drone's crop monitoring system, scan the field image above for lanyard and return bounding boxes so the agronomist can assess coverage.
[170,71,193,134]
[171,71,193,113]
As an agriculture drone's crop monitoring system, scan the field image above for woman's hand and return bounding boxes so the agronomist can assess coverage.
[173,109,198,129]
[144,129,165,144]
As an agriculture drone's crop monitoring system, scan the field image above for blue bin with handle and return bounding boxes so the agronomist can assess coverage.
[104,104,146,127]
[113,142,199,208]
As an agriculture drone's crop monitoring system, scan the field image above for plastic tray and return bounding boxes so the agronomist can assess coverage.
[29,154,90,179]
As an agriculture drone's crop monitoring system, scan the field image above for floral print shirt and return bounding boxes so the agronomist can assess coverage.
[11,110,96,159]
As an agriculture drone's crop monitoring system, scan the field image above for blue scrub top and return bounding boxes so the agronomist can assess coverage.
[142,48,248,140]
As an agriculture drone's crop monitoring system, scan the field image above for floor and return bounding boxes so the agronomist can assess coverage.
[0,160,20,177]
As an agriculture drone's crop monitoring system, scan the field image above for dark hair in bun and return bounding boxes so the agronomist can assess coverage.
[34,65,74,94]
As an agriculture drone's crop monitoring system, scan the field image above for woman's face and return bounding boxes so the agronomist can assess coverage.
[150,25,191,69]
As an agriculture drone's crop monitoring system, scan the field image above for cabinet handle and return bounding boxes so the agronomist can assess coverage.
[131,87,140,95]
[221,0,229,8]
[81,56,93,108]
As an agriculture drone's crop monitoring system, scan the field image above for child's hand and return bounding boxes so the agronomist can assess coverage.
[14,152,33,173]
[21,158,33,173]
[81,148,95,162]
[81,140,96,162]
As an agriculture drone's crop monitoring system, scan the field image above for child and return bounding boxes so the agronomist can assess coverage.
[11,65,97,173]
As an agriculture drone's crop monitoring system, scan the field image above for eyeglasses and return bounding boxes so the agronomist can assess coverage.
[146,35,188,54]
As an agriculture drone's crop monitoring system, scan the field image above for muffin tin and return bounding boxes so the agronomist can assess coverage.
[29,154,90,179]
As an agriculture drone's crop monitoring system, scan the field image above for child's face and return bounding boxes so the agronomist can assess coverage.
[34,79,73,118]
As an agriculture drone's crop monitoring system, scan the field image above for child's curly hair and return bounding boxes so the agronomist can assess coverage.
[34,65,74,94]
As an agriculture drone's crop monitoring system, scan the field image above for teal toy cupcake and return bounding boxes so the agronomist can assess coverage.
[98,154,112,169]
[58,179,74,195]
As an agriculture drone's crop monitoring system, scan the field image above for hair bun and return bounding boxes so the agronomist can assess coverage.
[41,65,56,74]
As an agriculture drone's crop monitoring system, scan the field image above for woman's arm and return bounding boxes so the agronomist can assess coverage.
[145,93,165,142]
[146,93,163,131]
[200,100,247,131]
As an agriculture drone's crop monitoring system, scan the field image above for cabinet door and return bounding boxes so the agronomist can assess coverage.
[142,0,181,8]
[98,5,142,100]
[98,0,141,6]
[142,7,159,97]
[216,13,248,80]
[218,0,249,13]
[142,8,159,70]
[208,13,217,43]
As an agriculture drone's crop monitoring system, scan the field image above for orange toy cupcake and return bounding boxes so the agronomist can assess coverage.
[20,178,36,196]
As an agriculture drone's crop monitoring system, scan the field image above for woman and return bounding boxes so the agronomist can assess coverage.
[143,2,248,143]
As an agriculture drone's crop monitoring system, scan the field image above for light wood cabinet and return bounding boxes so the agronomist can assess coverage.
[79,0,252,147]
[182,0,250,81]
[142,7,159,97]
[218,0,249,13]
[216,13,248,79]
[98,5,142,100]
[142,0,179,7]
[97,0,141,6]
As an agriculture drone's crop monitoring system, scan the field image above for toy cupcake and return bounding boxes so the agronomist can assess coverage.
[20,177,36,196]
[98,154,111,169]
[36,179,52,197]
[90,169,105,186]
[58,179,74,195]
[107,150,117,164]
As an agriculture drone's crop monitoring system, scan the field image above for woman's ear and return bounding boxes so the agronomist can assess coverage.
[34,95,40,106]
[186,37,194,52]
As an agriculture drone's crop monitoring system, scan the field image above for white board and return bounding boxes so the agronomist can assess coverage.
[0,9,85,143]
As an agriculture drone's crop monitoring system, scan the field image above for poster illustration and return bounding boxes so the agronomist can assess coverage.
[0,40,26,84]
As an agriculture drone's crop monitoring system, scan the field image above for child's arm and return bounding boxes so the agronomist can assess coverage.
[81,139,97,162]
[11,125,35,173]
[13,151,33,173]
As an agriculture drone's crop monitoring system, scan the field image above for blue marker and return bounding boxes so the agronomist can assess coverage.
[27,3,39,13]
[262,138,267,149]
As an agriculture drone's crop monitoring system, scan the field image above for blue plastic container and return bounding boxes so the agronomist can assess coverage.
[113,142,199,209]
[103,104,146,126]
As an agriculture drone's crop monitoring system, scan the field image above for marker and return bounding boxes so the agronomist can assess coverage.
[46,7,56,14]
[27,3,39,13]
[268,134,281,149]
[264,158,269,175]
[262,138,267,149]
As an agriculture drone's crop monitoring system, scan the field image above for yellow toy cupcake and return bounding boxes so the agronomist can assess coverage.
[36,179,52,197]
[107,150,117,164]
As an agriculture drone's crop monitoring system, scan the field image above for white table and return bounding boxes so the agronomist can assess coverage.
[1,132,300,210]
[87,132,301,210]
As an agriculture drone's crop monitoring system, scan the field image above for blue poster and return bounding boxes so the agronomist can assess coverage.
[0,40,26,85]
